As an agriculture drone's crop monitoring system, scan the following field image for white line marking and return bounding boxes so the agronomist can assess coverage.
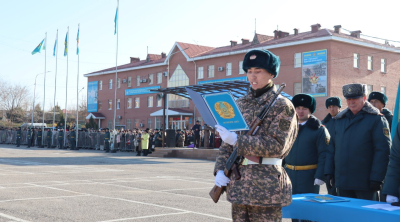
[0,212,30,222]
[98,212,191,222]
[0,195,90,203]
[158,187,209,192]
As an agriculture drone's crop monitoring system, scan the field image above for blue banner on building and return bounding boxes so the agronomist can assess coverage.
[125,86,161,96]
[198,76,247,85]
[302,49,327,97]
[88,81,98,112]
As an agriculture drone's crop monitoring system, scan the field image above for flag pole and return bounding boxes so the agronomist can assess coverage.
[64,27,69,147]
[76,23,80,148]
[112,0,119,149]
[42,32,47,147]
[52,29,58,146]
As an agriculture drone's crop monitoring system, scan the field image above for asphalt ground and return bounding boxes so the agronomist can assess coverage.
[0,144,326,221]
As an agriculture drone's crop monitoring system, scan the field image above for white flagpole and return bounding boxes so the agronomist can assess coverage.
[112,0,119,149]
[64,27,69,147]
[52,29,58,146]
[76,23,80,148]
[42,32,47,147]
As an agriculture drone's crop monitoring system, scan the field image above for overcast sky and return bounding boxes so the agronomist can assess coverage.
[1,0,399,110]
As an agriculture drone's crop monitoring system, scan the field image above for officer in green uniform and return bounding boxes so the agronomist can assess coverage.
[16,127,22,147]
[69,128,77,150]
[321,97,342,196]
[368,91,393,130]
[26,128,32,148]
[46,129,52,148]
[383,124,400,205]
[58,128,65,149]
[285,94,330,195]
[104,128,110,153]
[37,128,43,147]
[325,84,391,201]
[154,129,162,148]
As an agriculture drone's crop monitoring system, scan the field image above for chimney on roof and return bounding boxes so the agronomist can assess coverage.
[350,30,362,38]
[242,38,250,45]
[294,28,299,36]
[274,30,289,39]
[230,40,237,47]
[334,25,342,34]
[311,24,321,33]
[130,57,140,63]
[161,52,166,58]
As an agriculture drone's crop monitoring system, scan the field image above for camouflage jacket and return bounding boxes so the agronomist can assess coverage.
[214,85,298,207]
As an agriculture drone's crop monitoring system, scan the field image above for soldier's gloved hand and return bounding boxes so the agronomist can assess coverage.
[215,125,237,146]
[215,170,230,188]
[314,178,325,186]
[325,175,334,190]
[369,180,382,191]
[387,195,399,203]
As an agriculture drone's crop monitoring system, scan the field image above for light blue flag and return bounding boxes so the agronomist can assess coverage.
[64,31,68,57]
[31,39,44,55]
[53,35,57,57]
[114,7,118,35]
[76,26,79,55]
[391,79,400,139]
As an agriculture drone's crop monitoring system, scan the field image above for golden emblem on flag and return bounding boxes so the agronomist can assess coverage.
[309,73,319,84]
[215,101,235,119]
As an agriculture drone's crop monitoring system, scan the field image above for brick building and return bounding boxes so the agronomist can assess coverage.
[84,24,400,130]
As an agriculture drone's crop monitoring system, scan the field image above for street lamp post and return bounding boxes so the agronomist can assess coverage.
[31,71,50,128]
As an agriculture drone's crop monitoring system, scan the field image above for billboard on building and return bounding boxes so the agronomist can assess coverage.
[302,49,327,97]
[125,86,161,96]
[88,81,98,112]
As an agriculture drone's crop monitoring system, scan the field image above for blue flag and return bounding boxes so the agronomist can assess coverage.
[114,7,118,35]
[64,31,68,57]
[76,26,79,55]
[31,39,44,55]
[53,34,57,57]
[391,79,400,139]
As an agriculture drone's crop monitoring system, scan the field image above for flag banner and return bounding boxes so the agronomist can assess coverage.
[64,31,68,56]
[76,26,80,55]
[31,39,44,55]
[391,79,400,139]
[53,34,57,57]
[42,37,46,50]
[114,7,118,35]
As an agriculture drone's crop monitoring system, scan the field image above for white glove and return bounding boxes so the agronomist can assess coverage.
[215,125,237,146]
[386,195,399,203]
[314,178,325,186]
[215,170,230,188]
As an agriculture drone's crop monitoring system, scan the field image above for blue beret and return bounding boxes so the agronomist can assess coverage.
[325,97,342,109]
[291,94,317,114]
[368,91,388,107]
[242,49,280,78]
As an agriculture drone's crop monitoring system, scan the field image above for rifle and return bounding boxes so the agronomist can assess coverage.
[209,84,286,203]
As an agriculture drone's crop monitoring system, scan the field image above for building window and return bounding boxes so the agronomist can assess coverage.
[115,119,120,126]
[368,56,373,70]
[137,76,140,86]
[108,100,112,110]
[134,119,139,128]
[98,100,102,110]
[149,74,154,85]
[117,99,120,109]
[127,98,132,109]
[147,118,153,129]
[239,61,244,74]
[381,59,386,73]
[157,96,162,107]
[128,77,131,87]
[381,86,386,95]
[367,85,373,97]
[353,53,359,68]
[135,98,140,108]
[169,64,190,108]
[156,118,161,129]
[157,72,162,84]
[99,81,102,90]
[117,78,121,88]
[198,66,204,79]
[294,53,301,68]
[294,83,302,95]
[108,120,112,129]
[148,96,153,107]
[109,79,113,89]
[226,63,232,76]
[208,65,215,78]
[126,119,131,130]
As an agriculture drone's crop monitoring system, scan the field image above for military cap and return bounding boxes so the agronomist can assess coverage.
[292,93,317,113]
[368,91,388,107]
[325,97,342,109]
[242,49,280,78]
[342,84,367,99]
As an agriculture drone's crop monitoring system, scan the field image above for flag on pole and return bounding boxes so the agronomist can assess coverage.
[31,39,45,55]
[391,79,400,139]
[114,7,118,35]
[76,25,80,55]
[64,31,68,56]
[53,32,58,57]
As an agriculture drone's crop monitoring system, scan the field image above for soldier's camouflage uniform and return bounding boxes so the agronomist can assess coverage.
[214,85,298,221]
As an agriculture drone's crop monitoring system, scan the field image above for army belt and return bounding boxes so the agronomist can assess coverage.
[242,158,282,165]
[285,164,317,171]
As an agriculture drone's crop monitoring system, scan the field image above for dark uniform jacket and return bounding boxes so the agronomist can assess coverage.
[37,131,42,139]
[27,130,32,139]
[321,113,335,133]
[69,131,76,140]
[382,124,400,197]
[105,132,110,141]
[154,133,162,147]
[192,124,201,136]
[47,131,52,139]
[16,130,21,138]
[382,108,393,131]
[58,131,64,140]
[325,102,391,191]
[214,85,298,207]
[285,115,330,194]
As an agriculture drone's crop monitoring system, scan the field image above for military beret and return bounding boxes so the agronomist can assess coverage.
[242,49,280,78]
[325,97,342,109]
[368,91,388,107]
[292,94,317,114]
[342,84,367,99]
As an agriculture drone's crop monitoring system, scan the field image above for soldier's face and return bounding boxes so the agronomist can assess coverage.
[328,105,340,117]
[369,99,384,111]
[346,96,366,114]
[295,106,311,122]
[246,68,274,90]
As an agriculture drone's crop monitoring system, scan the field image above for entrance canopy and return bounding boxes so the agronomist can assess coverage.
[86,112,105,120]
[150,108,193,117]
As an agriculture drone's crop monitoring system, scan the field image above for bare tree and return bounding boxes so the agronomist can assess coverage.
[0,80,31,124]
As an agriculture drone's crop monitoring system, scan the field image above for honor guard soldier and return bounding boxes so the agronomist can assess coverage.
[368,91,393,130]
[214,49,298,221]
[285,94,330,202]
[46,129,52,148]
[383,124,400,205]
[58,128,65,149]
[154,129,162,148]
[26,128,32,148]
[104,128,110,152]
[37,128,43,147]
[192,120,201,148]
[69,128,77,150]
[325,84,391,201]
[16,127,22,147]
[321,96,342,196]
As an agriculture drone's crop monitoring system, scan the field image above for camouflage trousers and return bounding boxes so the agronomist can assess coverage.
[232,203,282,222]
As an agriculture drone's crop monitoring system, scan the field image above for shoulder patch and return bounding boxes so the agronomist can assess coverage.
[279,119,291,131]
[285,105,294,117]
[383,128,390,138]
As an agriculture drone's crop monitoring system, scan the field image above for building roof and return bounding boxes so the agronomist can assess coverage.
[175,42,215,58]
[86,112,106,119]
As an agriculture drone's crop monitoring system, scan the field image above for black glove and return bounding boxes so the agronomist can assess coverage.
[391,202,400,206]
[369,181,382,191]
[325,175,334,190]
